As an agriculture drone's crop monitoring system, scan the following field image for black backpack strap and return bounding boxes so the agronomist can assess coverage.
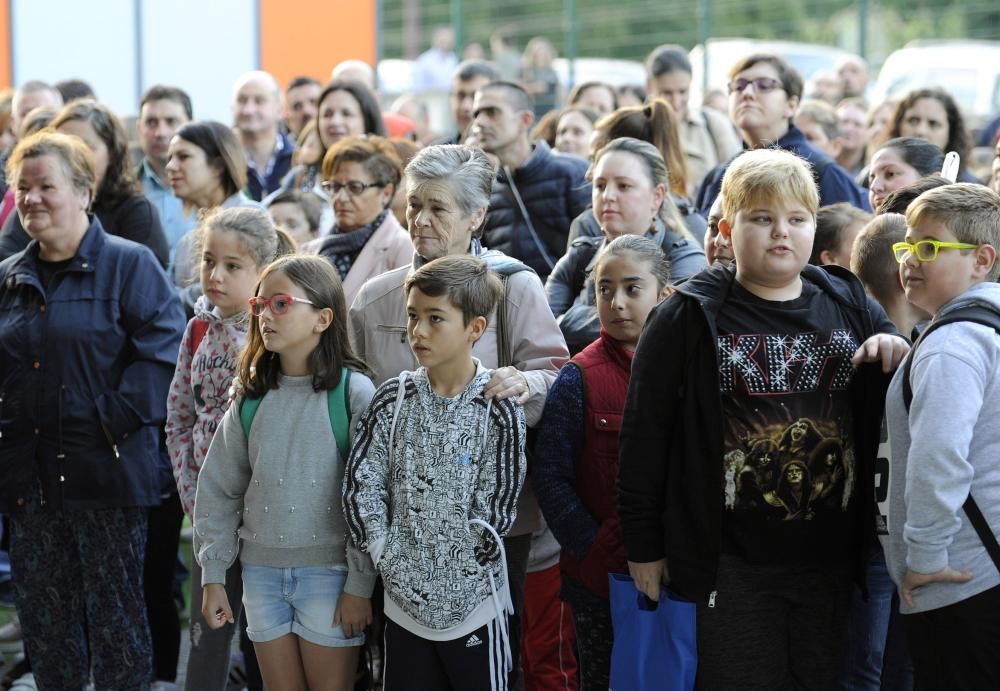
[902,304,1000,574]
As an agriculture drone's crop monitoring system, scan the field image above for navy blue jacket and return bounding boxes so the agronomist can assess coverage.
[695,125,871,215]
[482,141,591,282]
[0,218,185,511]
[246,131,296,202]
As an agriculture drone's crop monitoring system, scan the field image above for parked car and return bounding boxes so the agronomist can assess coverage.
[689,38,856,107]
[869,40,1000,130]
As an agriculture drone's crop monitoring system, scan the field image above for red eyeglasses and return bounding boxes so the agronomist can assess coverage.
[247,294,316,317]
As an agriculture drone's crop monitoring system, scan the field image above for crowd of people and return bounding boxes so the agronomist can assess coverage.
[0,28,997,691]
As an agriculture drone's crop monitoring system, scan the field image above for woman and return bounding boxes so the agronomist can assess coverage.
[0,100,170,267]
[567,81,617,116]
[349,144,569,690]
[885,88,977,182]
[868,137,944,212]
[0,131,184,689]
[301,135,412,306]
[522,37,560,121]
[166,120,262,288]
[554,107,599,159]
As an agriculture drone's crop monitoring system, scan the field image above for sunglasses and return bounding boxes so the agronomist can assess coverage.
[892,240,978,263]
[248,293,316,317]
[727,77,785,94]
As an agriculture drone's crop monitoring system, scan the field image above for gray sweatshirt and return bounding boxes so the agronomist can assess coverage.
[194,371,378,598]
[880,281,1000,613]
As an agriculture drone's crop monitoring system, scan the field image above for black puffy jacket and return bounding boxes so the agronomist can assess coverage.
[481,141,591,282]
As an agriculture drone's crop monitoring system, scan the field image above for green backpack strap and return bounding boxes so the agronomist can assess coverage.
[239,395,263,439]
[328,367,351,459]
[239,368,351,457]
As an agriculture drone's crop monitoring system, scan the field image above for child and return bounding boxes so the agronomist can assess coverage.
[794,99,841,158]
[618,148,909,689]
[194,255,377,691]
[809,202,871,267]
[343,255,527,691]
[881,183,1000,687]
[267,188,323,247]
[165,206,292,688]
[535,235,671,689]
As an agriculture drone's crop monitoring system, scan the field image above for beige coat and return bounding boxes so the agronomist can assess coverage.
[681,106,743,196]
[303,213,414,307]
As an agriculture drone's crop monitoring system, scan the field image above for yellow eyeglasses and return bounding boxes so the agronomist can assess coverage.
[892,240,978,263]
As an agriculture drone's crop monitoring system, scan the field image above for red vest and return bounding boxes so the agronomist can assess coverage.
[560,330,633,598]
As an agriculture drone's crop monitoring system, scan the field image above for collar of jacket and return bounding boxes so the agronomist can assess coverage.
[497,139,553,182]
[7,215,105,288]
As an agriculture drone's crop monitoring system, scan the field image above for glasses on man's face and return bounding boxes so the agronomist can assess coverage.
[247,293,316,317]
[727,77,785,95]
[320,180,384,197]
[892,239,979,263]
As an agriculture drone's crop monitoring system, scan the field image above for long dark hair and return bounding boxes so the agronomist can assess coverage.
[887,88,970,169]
[50,99,139,208]
[315,80,386,150]
[237,255,370,398]
[173,121,247,200]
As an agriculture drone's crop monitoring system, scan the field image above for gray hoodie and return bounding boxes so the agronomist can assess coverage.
[880,281,1000,613]
[194,371,378,598]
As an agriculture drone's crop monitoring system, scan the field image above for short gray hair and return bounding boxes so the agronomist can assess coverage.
[404,144,494,220]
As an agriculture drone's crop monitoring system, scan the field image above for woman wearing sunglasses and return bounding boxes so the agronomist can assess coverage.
[307,135,412,306]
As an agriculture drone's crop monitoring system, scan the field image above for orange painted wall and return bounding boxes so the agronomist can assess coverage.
[260,0,377,89]
[0,0,10,88]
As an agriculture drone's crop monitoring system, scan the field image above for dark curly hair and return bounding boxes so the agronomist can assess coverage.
[50,99,139,209]
[887,88,970,172]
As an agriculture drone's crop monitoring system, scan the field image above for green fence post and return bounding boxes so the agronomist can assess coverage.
[565,0,577,88]
[451,0,464,57]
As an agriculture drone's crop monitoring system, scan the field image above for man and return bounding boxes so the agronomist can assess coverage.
[645,44,742,196]
[331,60,377,91]
[136,85,196,262]
[837,54,870,99]
[695,53,869,215]
[10,80,63,137]
[412,26,458,91]
[285,76,321,139]
[472,81,590,282]
[231,70,294,201]
[434,60,500,145]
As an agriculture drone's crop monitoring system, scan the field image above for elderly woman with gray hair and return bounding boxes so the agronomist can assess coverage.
[349,143,569,689]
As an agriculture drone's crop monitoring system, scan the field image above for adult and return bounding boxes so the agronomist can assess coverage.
[836,55,870,99]
[553,107,598,159]
[412,26,459,92]
[330,60,376,92]
[309,136,412,305]
[547,137,706,353]
[472,81,591,281]
[567,81,617,116]
[835,97,868,178]
[566,99,708,247]
[232,71,294,201]
[54,79,96,104]
[0,130,184,690]
[490,28,522,81]
[350,143,569,691]
[136,85,196,260]
[166,120,263,288]
[884,88,977,183]
[285,76,321,140]
[645,44,742,196]
[0,100,170,267]
[695,53,869,215]
[521,37,560,122]
[9,81,62,138]
[435,60,500,146]
[868,137,945,212]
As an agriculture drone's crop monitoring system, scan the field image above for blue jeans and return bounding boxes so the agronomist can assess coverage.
[841,546,895,690]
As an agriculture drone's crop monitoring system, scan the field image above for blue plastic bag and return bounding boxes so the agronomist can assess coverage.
[608,573,697,691]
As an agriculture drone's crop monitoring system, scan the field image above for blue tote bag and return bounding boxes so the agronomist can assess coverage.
[608,573,697,691]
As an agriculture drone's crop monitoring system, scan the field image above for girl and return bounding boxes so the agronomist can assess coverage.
[194,255,377,691]
[165,206,292,689]
[535,235,672,690]
[868,137,944,212]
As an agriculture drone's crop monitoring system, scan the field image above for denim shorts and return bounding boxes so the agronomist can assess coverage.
[241,564,365,647]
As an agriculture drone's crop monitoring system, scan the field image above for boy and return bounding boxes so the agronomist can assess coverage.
[618,149,908,689]
[881,183,1000,687]
[810,202,871,268]
[344,255,527,691]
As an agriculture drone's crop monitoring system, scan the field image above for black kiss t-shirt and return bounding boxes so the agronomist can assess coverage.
[717,279,859,564]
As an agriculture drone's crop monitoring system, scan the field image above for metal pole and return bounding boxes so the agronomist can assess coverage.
[858,0,868,60]
[451,0,464,57]
[564,0,577,88]
[699,0,711,94]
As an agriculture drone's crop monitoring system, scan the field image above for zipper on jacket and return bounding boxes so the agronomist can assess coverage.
[57,386,67,504]
[708,590,717,608]
[0,393,3,439]
[99,416,120,460]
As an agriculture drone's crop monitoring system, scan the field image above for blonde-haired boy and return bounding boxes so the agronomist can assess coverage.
[881,183,1000,687]
[620,149,908,689]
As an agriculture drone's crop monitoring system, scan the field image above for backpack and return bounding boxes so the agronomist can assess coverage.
[901,304,1000,573]
[239,367,352,460]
